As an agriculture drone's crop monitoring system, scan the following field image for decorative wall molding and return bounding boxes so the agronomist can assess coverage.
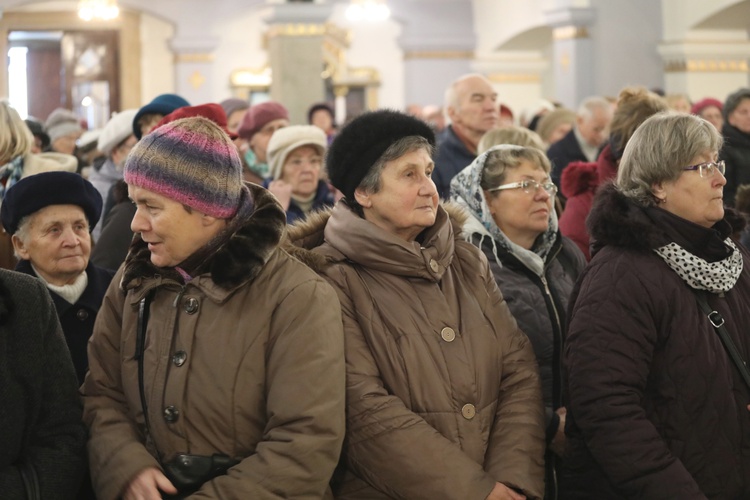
[403,50,474,60]
[553,26,589,41]
[664,59,749,73]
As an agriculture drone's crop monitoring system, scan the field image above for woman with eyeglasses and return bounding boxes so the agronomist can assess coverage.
[561,112,750,499]
[451,144,586,500]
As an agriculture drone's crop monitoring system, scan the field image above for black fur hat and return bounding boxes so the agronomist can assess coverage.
[326,109,435,201]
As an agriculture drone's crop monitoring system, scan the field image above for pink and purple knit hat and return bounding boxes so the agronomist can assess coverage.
[124,116,242,219]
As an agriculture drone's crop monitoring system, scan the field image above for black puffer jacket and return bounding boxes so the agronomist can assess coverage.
[562,184,750,500]
[720,123,750,205]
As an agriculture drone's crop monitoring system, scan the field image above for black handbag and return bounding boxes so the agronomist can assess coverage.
[135,292,240,497]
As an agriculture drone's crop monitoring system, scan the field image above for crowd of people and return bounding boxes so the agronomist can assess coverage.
[2,71,750,500]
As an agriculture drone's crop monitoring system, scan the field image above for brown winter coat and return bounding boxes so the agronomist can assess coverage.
[82,184,346,500]
[287,202,545,500]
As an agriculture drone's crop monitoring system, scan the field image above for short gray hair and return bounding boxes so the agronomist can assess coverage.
[481,145,551,193]
[347,135,434,215]
[617,112,723,206]
[577,96,611,120]
[12,215,32,260]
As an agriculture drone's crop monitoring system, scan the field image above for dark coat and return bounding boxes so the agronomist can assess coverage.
[286,180,335,224]
[562,184,750,499]
[16,260,114,385]
[547,129,588,188]
[91,201,136,271]
[435,125,477,199]
[720,123,750,206]
[0,269,87,499]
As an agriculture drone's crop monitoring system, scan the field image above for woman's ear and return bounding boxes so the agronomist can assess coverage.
[354,188,372,208]
[11,234,30,261]
[652,181,667,203]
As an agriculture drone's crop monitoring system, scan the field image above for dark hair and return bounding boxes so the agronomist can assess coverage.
[307,103,335,125]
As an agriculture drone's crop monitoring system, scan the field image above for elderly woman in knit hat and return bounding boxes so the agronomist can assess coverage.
[89,109,138,239]
[0,171,114,384]
[82,116,345,499]
[45,107,83,156]
[720,87,750,205]
[691,97,724,132]
[266,124,333,223]
[237,101,290,183]
[287,109,545,500]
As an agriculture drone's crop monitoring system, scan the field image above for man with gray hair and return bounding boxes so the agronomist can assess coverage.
[433,73,498,198]
[547,96,613,189]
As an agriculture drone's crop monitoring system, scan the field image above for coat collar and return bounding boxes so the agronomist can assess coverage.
[121,182,286,296]
[285,200,469,281]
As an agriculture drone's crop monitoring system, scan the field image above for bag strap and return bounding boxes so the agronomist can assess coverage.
[135,291,155,443]
[692,289,750,391]
[19,459,40,500]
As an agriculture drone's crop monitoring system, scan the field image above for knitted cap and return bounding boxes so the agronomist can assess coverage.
[98,109,138,155]
[690,98,723,117]
[724,88,750,121]
[327,109,435,201]
[267,125,327,180]
[45,108,82,142]
[237,101,289,140]
[132,93,190,139]
[124,117,243,219]
[1,171,102,235]
[220,98,250,119]
[153,103,237,139]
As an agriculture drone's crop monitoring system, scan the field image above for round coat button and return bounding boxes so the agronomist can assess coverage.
[76,309,89,321]
[163,405,180,423]
[440,327,456,342]
[461,403,476,420]
[184,297,199,314]
[429,259,439,273]
[172,351,187,367]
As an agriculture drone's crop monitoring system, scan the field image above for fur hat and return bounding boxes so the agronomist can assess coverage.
[45,108,82,142]
[132,93,190,139]
[25,117,50,149]
[1,171,102,234]
[124,116,243,219]
[326,109,435,201]
[723,88,750,121]
[690,98,723,117]
[153,103,237,139]
[98,109,138,155]
[267,125,327,180]
[237,101,289,140]
[220,98,250,119]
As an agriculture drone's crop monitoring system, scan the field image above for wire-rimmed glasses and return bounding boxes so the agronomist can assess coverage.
[682,160,725,178]
[488,179,558,196]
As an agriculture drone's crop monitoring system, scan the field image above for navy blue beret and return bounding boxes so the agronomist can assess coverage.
[133,93,190,139]
[1,171,103,235]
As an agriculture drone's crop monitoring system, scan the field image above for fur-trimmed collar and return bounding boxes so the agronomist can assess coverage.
[284,201,469,274]
[121,183,286,291]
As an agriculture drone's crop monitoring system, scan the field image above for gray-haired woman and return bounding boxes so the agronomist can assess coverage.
[451,145,586,500]
[562,112,750,499]
[289,110,545,500]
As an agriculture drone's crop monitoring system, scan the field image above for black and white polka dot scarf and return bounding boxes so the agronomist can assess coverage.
[654,239,743,293]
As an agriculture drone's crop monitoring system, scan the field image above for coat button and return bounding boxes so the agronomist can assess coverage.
[76,309,89,321]
[172,351,187,367]
[163,405,180,423]
[429,259,439,273]
[440,327,456,342]
[184,297,199,314]
[461,403,476,420]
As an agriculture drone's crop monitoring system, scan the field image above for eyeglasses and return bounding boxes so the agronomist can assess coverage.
[488,179,558,196]
[682,160,725,178]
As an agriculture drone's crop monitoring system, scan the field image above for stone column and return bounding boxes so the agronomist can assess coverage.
[543,6,596,108]
[265,3,334,124]
[170,37,219,105]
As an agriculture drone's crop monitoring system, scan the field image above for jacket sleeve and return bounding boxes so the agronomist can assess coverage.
[194,278,345,500]
[0,281,87,499]
[480,256,546,500]
[81,272,162,500]
[326,268,498,500]
[565,262,706,499]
